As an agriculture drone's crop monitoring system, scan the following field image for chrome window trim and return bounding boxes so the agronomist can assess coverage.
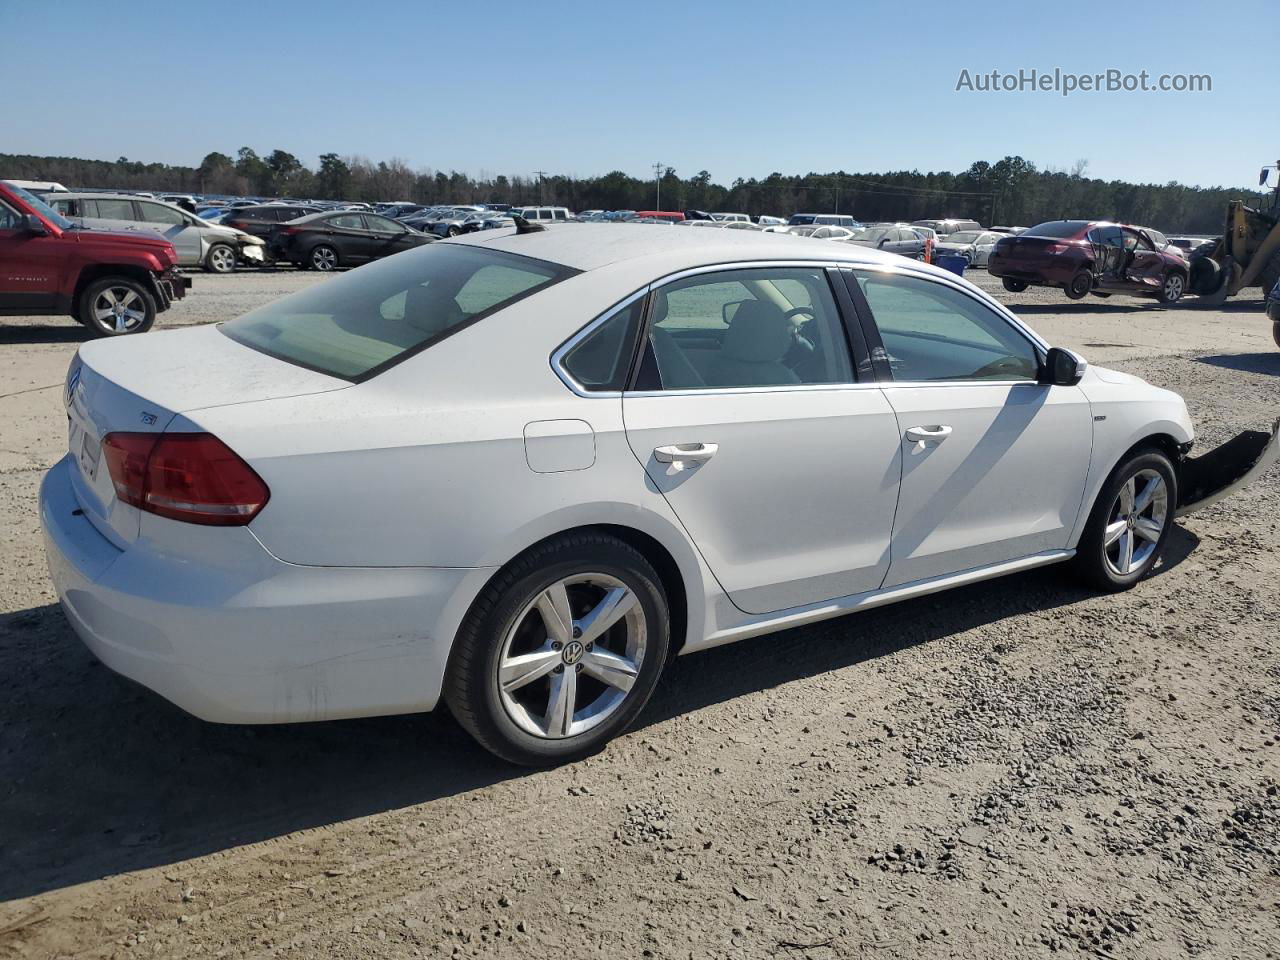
[551,257,1052,398]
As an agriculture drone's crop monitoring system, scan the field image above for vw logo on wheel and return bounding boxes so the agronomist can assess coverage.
[561,640,585,665]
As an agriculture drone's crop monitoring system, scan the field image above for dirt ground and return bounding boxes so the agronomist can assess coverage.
[1,263,1277,960]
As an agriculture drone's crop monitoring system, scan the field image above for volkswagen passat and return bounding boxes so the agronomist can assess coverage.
[40,226,1277,765]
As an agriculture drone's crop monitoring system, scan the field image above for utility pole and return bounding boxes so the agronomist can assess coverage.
[653,162,663,211]
[534,170,547,205]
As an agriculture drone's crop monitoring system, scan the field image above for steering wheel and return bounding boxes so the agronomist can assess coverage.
[781,306,817,369]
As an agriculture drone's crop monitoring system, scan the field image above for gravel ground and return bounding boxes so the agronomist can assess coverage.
[1,262,1277,959]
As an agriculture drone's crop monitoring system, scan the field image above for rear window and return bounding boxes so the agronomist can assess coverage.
[221,245,575,381]
[1024,220,1090,239]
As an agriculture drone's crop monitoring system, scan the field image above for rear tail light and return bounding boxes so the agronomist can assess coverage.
[1043,242,1071,254]
[102,432,269,526]
[281,226,302,235]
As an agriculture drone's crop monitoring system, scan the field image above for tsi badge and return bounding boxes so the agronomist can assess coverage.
[140,411,158,426]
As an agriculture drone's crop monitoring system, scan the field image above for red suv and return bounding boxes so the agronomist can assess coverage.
[987,220,1189,304]
[0,181,189,336]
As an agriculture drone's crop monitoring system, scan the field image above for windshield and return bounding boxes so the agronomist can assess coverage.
[221,245,574,381]
[4,183,75,230]
[1025,220,1089,239]
[860,228,891,242]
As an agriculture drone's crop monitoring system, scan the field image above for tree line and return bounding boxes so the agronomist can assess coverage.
[1,149,1264,234]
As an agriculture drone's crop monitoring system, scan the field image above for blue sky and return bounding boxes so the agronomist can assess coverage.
[1,0,1270,189]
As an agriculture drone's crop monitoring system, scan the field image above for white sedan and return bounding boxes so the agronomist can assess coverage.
[40,225,1277,765]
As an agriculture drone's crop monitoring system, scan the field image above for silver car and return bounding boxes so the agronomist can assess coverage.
[45,194,266,273]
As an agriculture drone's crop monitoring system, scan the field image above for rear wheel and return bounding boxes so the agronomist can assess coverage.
[78,277,156,336]
[444,533,670,765]
[309,244,338,271]
[447,225,461,237]
[1158,270,1185,304]
[204,243,236,274]
[1002,278,1028,293]
[1065,269,1092,300]
[1258,248,1280,298]
[1072,450,1177,591]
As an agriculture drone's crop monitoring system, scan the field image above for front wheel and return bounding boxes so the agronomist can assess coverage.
[1157,270,1185,304]
[78,277,157,336]
[444,533,670,765]
[1072,450,1177,591]
[309,244,339,271]
[1002,278,1028,293]
[204,243,236,274]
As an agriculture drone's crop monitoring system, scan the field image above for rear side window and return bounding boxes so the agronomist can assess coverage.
[329,214,364,229]
[137,202,186,225]
[222,245,574,381]
[560,297,645,391]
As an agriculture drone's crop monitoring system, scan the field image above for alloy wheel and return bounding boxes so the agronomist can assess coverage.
[311,246,337,271]
[1164,273,1184,301]
[496,573,646,739]
[93,287,147,333]
[1103,469,1168,576]
[209,245,236,272]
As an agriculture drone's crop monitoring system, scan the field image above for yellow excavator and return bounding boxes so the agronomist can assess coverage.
[1189,160,1280,345]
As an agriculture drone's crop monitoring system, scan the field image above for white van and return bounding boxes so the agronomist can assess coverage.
[511,206,572,222]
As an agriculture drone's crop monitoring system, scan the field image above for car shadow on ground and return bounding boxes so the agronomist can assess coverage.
[0,527,1199,903]
[1196,353,1280,376]
[0,324,92,346]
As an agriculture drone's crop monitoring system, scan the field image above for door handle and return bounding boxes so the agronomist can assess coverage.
[905,425,952,443]
[654,442,718,464]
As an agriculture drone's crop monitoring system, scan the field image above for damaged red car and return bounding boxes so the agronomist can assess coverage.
[987,220,1189,304]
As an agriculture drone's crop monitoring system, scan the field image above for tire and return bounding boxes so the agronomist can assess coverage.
[1002,278,1028,293]
[444,533,670,766]
[204,243,236,274]
[77,277,157,336]
[1157,270,1185,304]
[1064,270,1092,300]
[309,244,339,271]
[1071,449,1177,592]
[1257,247,1280,298]
[447,225,461,237]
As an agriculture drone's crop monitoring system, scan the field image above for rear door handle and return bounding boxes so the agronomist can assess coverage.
[905,425,952,443]
[654,442,718,464]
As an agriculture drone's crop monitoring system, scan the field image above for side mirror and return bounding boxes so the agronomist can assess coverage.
[722,300,748,324]
[878,237,889,247]
[23,214,48,236]
[1040,346,1087,386]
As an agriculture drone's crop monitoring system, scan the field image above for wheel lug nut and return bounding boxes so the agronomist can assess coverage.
[552,642,562,651]
[572,626,582,639]
[575,663,584,673]
[585,643,593,652]
[554,664,564,673]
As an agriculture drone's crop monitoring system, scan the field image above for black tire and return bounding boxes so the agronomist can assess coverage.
[309,244,339,271]
[1071,449,1177,592]
[447,225,461,237]
[1064,270,1092,300]
[203,243,237,274]
[1257,247,1280,298]
[1002,278,1028,293]
[77,277,157,336]
[1157,270,1186,304]
[444,533,670,766]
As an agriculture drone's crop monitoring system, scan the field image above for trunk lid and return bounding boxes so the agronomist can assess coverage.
[67,324,348,545]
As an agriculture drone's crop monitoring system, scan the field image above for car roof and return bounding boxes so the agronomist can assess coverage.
[448,221,924,274]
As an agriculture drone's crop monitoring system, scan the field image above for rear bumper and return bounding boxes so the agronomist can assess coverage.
[40,456,473,724]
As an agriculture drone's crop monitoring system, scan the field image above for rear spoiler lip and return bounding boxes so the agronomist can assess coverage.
[1176,418,1280,517]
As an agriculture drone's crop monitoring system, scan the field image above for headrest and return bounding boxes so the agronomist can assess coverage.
[722,300,792,363]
